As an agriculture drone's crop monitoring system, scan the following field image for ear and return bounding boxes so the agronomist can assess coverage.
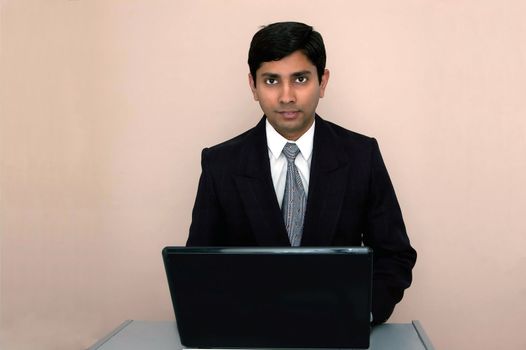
[319,69,330,98]
[248,73,259,101]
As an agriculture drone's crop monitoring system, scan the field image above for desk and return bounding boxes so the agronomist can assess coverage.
[88,320,434,350]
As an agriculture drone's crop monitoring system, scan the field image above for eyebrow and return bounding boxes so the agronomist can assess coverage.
[292,71,312,77]
[261,73,280,79]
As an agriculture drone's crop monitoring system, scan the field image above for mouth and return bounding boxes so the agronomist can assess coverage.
[277,110,300,119]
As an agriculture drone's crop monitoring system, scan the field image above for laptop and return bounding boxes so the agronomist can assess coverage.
[162,246,372,349]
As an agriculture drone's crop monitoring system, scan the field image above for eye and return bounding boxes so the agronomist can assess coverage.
[295,76,308,83]
[265,78,278,85]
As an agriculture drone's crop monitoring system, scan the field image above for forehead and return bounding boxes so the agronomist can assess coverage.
[256,51,317,77]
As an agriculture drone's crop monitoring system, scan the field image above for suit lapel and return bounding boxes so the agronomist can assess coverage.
[234,117,290,246]
[301,116,350,246]
[232,116,349,246]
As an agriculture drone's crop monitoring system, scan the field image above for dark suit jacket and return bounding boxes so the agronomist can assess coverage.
[186,115,417,324]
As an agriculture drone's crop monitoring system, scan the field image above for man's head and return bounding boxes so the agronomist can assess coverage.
[248,22,327,85]
[248,22,329,141]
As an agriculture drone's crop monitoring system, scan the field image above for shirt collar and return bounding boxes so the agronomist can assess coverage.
[265,118,315,160]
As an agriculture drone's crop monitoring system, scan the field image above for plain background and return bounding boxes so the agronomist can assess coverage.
[1,1,525,349]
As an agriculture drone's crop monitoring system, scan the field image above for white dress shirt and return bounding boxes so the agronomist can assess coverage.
[265,119,315,209]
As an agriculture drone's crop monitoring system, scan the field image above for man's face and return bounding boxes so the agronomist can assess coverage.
[249,51,329,141]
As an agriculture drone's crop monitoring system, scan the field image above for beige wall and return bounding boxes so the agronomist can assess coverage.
[1,1,526,349]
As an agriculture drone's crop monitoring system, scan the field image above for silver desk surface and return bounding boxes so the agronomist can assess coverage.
[88,320,434,350]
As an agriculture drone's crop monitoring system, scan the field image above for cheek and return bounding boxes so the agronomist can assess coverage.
[257,97,273,113]
[302,89,320,106]
[257,92,275,106]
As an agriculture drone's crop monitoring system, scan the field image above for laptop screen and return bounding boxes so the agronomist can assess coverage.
[163,246,372,349]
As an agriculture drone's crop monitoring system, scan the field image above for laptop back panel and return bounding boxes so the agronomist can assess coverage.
[163,247,372,349]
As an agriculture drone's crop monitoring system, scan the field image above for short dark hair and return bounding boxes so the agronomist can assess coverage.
[248,22,326,85]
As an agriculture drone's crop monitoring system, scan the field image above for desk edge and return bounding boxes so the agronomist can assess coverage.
[86,320,133,350]
[412,320,435,350]
[86,320,434,350]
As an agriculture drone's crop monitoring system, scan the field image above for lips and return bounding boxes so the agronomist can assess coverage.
[278,110,300,119]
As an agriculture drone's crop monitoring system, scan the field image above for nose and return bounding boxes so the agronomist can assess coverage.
[279,83,296,104]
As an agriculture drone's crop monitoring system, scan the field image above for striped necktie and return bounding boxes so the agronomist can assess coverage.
[281,143,306,247]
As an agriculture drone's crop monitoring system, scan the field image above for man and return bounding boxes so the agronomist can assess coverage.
[186,22,416,324]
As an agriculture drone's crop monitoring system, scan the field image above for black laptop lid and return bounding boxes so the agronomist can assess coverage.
[162,247,372,349]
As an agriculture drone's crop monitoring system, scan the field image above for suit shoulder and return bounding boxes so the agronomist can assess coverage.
[206,128,253,152]
[323,119,377,147]
[200,123,262,167]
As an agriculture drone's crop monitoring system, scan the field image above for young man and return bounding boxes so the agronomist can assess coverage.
[186,22,416,324]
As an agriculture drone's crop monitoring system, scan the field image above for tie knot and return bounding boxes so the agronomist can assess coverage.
[282,142,300,162]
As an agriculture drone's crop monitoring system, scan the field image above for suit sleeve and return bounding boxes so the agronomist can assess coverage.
[363,139,417,324]
[186,148,226,246]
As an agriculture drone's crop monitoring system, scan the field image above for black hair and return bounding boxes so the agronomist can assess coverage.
[248,22,326,85]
